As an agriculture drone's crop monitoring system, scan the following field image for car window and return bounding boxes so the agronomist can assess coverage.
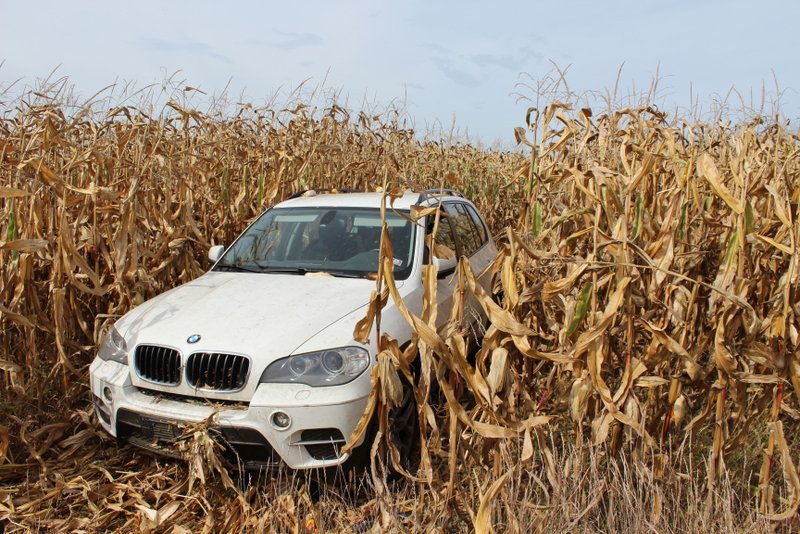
[464,203,488,244]
[426,210,458,260]
[444,203,482,257]
[453,203,485,250]
[216,207,416,280]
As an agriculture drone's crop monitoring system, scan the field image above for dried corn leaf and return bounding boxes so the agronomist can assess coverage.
[697,153,743,214]
[474,470,512,534]
[0,186,31,198]
[0,239,48,252]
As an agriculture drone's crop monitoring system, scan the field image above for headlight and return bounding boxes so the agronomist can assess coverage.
[259,347,370,387]
[97,326,128,364]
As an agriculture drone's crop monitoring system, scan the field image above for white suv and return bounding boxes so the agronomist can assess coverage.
[90,189,497,470]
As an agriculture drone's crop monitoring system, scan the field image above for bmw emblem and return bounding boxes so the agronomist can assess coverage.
[187,334,201,344]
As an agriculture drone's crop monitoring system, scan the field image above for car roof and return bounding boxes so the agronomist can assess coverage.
[274,190,470,210]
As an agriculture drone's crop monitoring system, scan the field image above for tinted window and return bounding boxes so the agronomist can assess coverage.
[464,204,488,243]
[444,203,482,256]
[426,210,458,260]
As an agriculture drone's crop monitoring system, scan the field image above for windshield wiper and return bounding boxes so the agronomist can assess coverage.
[218,263,366,278]
[324,270,366,279]
[214,263,262,273]
[259,266,366,278]
[256,267,312,275]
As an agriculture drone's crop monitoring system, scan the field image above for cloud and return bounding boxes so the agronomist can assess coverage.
[430,39,547,88]
[246,32,323,50]
[404,82,425,91]
[471,44,546,72]
[470,53,521,71]
[141,39,233,64]
[432,57,481,88]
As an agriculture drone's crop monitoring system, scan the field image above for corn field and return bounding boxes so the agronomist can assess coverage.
[1,82,799,532]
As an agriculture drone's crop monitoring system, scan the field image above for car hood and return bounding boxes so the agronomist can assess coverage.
[118,271,381,363]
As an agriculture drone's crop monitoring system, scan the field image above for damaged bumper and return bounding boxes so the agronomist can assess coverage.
[90,358,370,470]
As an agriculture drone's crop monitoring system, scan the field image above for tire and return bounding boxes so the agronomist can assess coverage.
[341,373,419,478]
[388,374,420,476]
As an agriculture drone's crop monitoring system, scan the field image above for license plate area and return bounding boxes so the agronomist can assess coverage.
[116,407,279,469]
[140,416,182,442]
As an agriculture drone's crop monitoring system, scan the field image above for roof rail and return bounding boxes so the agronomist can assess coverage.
[287,188,364,200]
[416,188,464,203]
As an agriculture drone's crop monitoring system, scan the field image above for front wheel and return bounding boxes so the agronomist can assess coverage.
[341,374,419,477]
[389,375,420,475]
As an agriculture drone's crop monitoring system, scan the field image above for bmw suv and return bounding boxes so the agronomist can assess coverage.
[89,189,498,470]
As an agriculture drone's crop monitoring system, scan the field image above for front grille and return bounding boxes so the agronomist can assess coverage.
[300,428,346,460]
[217,427,277,467]
[186,352,250,391]
[135,345,181,385]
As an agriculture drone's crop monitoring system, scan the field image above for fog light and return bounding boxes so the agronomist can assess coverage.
[271,411,291,429]
[103,386,113,402]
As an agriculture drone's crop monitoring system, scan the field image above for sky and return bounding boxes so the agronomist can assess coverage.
[1,0,798,146]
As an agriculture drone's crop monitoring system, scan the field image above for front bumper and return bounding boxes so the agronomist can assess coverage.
[90,358,371,470]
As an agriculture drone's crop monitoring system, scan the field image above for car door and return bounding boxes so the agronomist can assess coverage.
[461,202,496,292]
[424,208,459,330]
[442,202,496,333]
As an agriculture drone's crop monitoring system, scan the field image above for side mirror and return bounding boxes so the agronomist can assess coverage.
[208,245,225,263]
[432,256,457,279]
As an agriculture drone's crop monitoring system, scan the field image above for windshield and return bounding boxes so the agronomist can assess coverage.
[215,207,417,280]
